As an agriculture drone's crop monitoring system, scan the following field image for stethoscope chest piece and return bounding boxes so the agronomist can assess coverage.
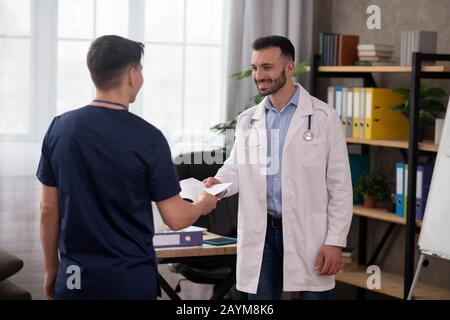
[303,114,313,141]
[303,130,313,141]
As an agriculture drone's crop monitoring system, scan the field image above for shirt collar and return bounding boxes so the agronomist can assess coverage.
[264,84,299,113]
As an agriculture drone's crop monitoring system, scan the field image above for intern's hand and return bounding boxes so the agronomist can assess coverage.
[197,191,217,215]
[203,177,221,187]
[44,271,57,300]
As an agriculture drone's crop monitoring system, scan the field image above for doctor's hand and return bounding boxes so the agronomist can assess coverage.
[203,177,221,187]
[196,191,217,215]
[315,245,342,276]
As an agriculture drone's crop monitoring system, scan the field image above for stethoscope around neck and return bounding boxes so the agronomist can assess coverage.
[246,113,314,144]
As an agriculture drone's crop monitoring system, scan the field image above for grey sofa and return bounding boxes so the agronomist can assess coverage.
[0,249,32,300]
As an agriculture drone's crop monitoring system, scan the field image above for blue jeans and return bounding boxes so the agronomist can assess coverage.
[248,217,333,300]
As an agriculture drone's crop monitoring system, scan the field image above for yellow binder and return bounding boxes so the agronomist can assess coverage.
[364,88,409,140]
[352,88,361,138]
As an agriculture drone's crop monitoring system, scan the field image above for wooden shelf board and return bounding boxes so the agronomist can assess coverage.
[346,137,438,153]
[337,262,450,300]
[353,205,422,227]
[418,140,439,152]
[317,65,450,73]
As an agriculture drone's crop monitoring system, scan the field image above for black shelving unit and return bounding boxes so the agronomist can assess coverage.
[309,52,450,300]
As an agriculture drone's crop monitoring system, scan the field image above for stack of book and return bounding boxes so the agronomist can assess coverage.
[400,30,437,66]
[356,44,394,66]
[342,247,354,265]
[319,32,359,66]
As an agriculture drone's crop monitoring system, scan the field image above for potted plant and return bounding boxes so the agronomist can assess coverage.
[390,82,448,141]
[354,172,391,208]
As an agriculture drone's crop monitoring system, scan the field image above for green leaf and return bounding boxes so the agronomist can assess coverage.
[421,100,445,112]
[249,94,263,105]
[393,88,410,97]
[390,103,406,111]
[231,69,252,80]
[420,80,426,94]
[423,87,447,99]
[210,119,237,133]
[419,110,435,120]
[292,60,309,78]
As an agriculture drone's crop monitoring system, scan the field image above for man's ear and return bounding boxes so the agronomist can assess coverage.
[128,67,136,87]
[286,61,295,74]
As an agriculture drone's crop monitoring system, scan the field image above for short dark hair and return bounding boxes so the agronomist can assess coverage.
[252,35,295,62]
[87,35,144,90]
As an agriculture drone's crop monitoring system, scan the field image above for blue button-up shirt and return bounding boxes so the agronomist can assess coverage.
[264,85,299,217]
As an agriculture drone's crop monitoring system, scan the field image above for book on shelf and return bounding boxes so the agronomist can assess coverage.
[338,34,359,65]
[358,50,393,57]
[400,30,437,66]
[357,44,393,51]
[355,61,396,66]
[358,56,393,62]
[342,247,354,265]
[319,32,359,66]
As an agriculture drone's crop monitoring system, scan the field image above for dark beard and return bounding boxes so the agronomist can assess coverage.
[255,70,287,96]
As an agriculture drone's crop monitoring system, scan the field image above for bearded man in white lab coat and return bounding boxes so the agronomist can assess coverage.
[204,35,353,300]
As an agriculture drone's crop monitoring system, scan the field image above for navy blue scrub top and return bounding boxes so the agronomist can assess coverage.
[36,106,181,299]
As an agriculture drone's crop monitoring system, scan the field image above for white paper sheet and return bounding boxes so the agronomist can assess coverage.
[179,178,231,201]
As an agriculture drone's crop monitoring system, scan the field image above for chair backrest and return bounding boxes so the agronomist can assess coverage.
[174,150,238,237]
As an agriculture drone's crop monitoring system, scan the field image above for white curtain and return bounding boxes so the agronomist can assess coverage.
[0,0,225,300]
[222,0,314,120]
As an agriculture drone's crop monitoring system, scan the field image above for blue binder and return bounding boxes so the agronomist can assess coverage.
[396,162,405,217]
[153,230,203,248]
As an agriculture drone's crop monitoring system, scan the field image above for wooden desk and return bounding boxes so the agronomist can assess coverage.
[156,232,237,259]
[156,232,237,300]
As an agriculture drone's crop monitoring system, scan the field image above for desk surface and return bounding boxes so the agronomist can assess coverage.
[155,232,237,259]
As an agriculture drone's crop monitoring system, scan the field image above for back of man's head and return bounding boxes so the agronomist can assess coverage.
[87,35,144,91]
[252,35,295,62]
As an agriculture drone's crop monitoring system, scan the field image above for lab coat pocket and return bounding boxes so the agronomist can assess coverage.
[306,213,328,259]
[297,136,326,167]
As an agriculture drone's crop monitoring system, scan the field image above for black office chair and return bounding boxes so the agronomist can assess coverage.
[172,150,238,300]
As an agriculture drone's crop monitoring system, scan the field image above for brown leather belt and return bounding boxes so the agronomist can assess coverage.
[268,214,282,229]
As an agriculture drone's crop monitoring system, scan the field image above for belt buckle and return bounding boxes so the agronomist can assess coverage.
[270,216,281,229]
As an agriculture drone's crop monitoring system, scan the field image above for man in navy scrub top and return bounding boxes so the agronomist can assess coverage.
[36,35,218,300]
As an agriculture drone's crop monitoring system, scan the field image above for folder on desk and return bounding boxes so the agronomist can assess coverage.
[416,163,433,220]
[203,236,237,246]
[154,230,203,248]
[364,88,409,140]
[396,162,405,217]
[352,88,361,138]
[346,88,353,138]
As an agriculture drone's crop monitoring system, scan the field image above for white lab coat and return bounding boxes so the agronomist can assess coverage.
[215,83,353,293]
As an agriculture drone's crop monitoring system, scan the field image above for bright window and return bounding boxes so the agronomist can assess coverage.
[0,0,31,134]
